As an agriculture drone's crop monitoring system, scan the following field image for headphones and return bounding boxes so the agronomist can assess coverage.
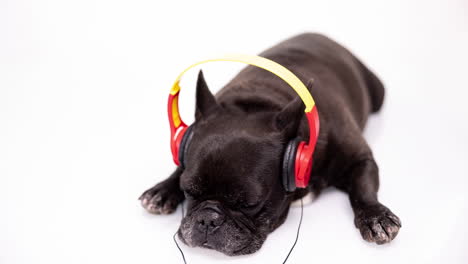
[167,54,320,192]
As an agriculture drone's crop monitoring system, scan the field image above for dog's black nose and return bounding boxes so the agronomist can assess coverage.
[196,209,225,233]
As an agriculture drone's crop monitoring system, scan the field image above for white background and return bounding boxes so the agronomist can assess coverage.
[1,0,468,263]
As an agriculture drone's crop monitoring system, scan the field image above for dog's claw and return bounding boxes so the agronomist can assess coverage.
[355,204,401,245]
[139,179,184,215]
[386,212,402,227]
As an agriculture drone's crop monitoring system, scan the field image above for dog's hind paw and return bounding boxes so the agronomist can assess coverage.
[139,179,184,215]
[354,203,401,245]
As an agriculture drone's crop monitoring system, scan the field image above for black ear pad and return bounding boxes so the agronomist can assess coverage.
[281,138,301,192]
[178,125,194,169]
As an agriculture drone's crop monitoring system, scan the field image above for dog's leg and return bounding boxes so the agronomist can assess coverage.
[331,131,401,244]
[346,157,401,244]
[139,167,185,214]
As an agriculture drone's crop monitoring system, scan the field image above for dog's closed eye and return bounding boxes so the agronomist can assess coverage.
[239,202,263,215]
[242,203,258,209]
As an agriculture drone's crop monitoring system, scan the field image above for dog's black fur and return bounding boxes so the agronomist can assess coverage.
[140,33,401,255]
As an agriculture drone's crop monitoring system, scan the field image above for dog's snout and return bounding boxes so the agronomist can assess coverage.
[196,209,225,233]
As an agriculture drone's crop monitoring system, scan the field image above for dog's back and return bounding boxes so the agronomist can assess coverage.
[217,33,384,131]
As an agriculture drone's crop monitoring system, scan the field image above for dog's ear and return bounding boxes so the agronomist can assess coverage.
[274,96,304,138]
[195,70,220,120]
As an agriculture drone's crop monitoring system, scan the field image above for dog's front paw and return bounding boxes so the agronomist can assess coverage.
[354,203,401,245]
[139,179,184,215]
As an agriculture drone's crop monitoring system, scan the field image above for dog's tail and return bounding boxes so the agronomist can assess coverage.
[355,58,385,113]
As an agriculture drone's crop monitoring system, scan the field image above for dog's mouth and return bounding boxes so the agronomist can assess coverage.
[199,238,256,256]
[231,241,252,255]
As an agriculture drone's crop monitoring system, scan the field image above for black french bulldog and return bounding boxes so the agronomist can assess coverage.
[140,33,401,255]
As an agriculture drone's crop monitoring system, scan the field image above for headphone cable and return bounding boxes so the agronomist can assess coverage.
[282,197,304,264]
[173,201,187,264]
[173,197,304,264]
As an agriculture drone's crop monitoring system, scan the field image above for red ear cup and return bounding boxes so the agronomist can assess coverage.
[281,138,314,192]
[171,125,192,167]
[294,142,313,188]
[171,126,187,166]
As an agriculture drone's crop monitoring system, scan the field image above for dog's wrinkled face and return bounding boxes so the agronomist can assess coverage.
[177,72,304,255]
[178,132,288,255]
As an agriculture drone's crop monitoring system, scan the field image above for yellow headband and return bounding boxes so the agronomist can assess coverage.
[170,54,315,112]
